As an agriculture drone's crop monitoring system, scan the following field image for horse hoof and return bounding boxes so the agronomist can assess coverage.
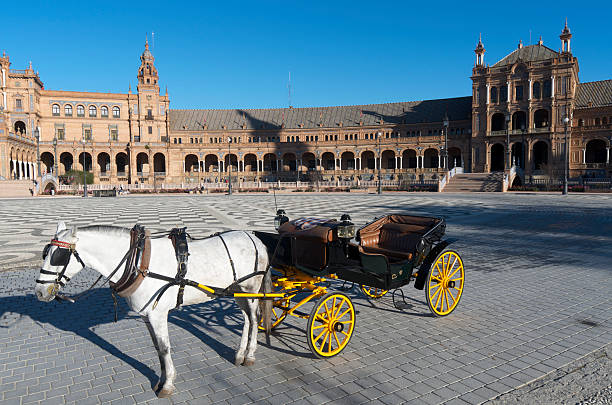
[243,358,255,367]
[158,387,175,398]
[235,356,244,366]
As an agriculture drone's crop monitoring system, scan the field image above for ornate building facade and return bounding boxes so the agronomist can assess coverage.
[0,23,610,191]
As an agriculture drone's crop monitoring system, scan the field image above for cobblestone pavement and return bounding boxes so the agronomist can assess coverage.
[0,193,610,404]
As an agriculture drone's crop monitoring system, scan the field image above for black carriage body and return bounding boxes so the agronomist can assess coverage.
[254,214,448,291]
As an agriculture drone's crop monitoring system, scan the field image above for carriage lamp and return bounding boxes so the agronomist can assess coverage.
[274,209,289,230]
[337,214,355,240]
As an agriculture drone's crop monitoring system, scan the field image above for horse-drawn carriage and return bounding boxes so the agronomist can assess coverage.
[35,211,464,397]
[253,210,465,358]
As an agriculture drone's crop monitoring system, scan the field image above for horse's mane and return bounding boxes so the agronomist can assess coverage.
[76,225,131,236]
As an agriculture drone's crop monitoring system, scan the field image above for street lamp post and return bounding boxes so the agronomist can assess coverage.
[227,137,232,195]
[520,124,526,170]
[377,131,382,194]
[53,138,58,175]
[563,116,570,195]
[443,114,449,170]
[82,138,87,197]
[34,128,41,179]
[505,113,511,170]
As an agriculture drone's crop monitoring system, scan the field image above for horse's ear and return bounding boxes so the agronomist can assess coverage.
[56,221,67,234]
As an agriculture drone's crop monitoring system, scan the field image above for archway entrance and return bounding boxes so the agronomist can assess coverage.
[490,143,505,171]
[585,140,607,164]
[532,141,548,171]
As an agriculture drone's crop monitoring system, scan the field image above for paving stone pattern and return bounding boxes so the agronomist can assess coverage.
[0,193,610,404]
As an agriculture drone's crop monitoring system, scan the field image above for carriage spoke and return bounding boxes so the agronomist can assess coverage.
[444,288,450,311]
[435,287,443,309]
[317,331,330,350]
[447,255,457,276]
[313,328,327,344]
[336,306,351,320]
[333,331,341,347]
[447,265,462,280]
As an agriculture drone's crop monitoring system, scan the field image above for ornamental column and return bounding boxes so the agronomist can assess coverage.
[528,79,532,100]
[606,147,610,164]
[486,84,490,104]
[551,76,555,99]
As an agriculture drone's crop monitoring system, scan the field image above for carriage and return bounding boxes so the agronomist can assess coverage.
[35,212,464,397]
[253,210,465,358]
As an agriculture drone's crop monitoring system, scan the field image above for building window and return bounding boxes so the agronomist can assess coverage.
[515,85,523,101]
[77,105,85,117]
[490,87,498,103]
[56,128,65,140]
[110,128,118,141]
[178,138,182,144]
[64,104,73,116]
[89,105,97,117]
[533,82,541,99]
[112,106,120,118]
[147,109,153,119]
[52,104,60,116]
[101,106,108,117]
[500,86,507,102]
[84,128,92,140]
[543,80,552,98]
[148,126,152,134]
[595,117,601,125]
[578,119,584,127]
[173,138,177,144]
[15,99,22,109]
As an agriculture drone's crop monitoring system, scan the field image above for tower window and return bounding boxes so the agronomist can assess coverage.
[490,87,498,103]
[15,99,22,109]
[515,85,523,101]
[533,82,541,99]
[148,126,152,134]
[147,79,150,84]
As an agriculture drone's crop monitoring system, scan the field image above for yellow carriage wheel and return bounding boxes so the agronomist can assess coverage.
[307,292,356,358]
[258,297,290,331]
[426,250,464,317]
[360,285,389,299]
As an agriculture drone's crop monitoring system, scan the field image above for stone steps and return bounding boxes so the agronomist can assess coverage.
[443,172,504,192]
[0,180,35,198]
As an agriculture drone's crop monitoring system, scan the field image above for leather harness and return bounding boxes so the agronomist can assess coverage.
[39,225,266,317]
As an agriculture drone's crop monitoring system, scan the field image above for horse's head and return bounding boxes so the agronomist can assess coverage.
[35,221,82,302]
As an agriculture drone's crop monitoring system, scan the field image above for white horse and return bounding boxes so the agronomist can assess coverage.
[35,222,272,398]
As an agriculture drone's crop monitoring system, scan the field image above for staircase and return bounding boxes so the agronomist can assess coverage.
[443,172,504,192]
[0,180,35,198]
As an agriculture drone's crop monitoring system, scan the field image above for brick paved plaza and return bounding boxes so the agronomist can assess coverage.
[0,193,610,404]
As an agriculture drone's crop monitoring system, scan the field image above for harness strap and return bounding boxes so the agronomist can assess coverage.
[216,233,237,281]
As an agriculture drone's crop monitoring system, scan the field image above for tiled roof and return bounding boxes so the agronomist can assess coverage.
[493,44,559,67]
[575,80,612,108]
[169,97,472,131]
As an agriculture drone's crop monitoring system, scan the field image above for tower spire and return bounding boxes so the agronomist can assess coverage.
[474,33,485,66]
[560,19,572,53]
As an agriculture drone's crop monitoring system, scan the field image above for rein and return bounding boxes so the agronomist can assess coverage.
[38,226,270,318]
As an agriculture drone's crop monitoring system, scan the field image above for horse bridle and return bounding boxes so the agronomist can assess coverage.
[36,239,87,291]
[36,228,143,304]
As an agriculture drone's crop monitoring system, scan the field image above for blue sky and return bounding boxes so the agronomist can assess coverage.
[3,1,611,109]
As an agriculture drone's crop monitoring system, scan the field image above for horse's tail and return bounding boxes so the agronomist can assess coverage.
[259,265,272,343]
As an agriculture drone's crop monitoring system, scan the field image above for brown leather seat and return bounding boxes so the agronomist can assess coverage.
[278,220,336,271]
[358,215,439,261]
